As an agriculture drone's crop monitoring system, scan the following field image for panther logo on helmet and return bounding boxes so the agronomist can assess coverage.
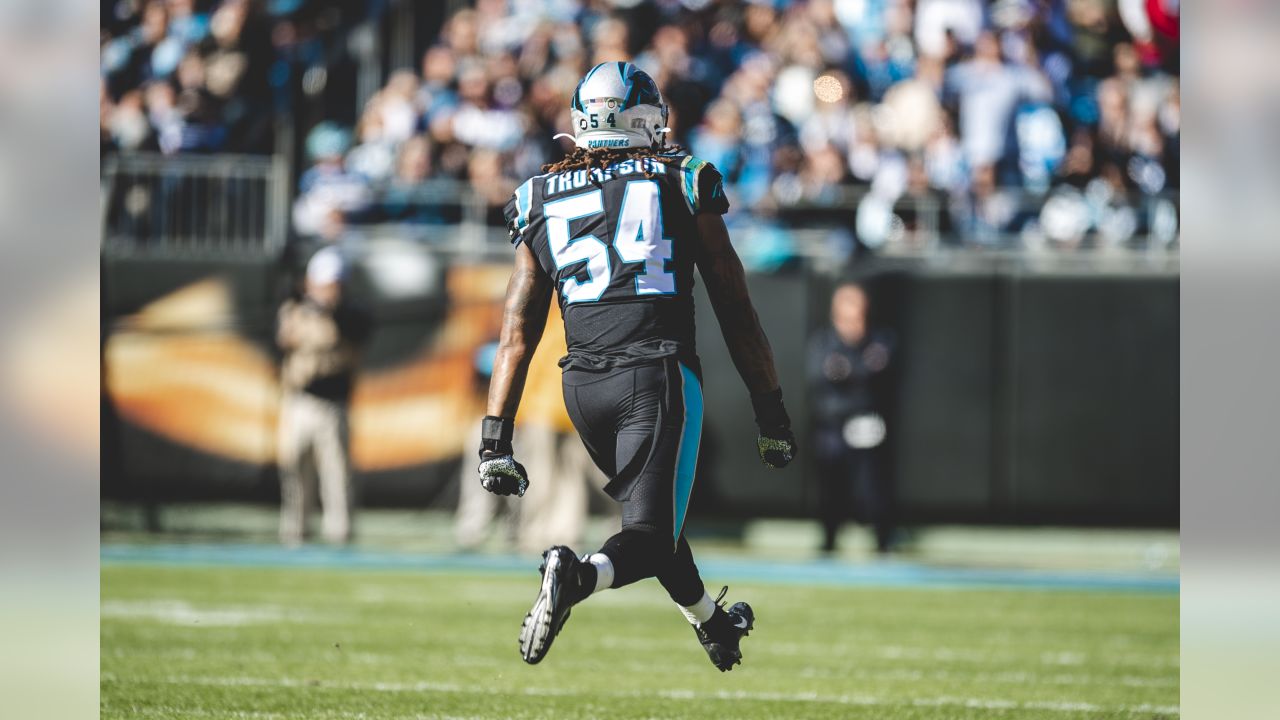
[569,62,669,150]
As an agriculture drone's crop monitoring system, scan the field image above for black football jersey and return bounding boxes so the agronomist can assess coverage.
[503,153,729,372]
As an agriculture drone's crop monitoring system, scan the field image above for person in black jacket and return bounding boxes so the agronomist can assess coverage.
[808,281,896,554]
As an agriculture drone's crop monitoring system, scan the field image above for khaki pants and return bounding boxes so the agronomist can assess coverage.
[454,420,521,550]
[454,421,606,553]
[278,392,353,545]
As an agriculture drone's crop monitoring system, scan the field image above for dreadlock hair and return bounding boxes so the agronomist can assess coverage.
[542,143,688,177]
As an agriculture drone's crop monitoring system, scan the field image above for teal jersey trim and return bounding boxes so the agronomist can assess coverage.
[678,156,706,215]
[672,362,704,545]
[515,177,534,232]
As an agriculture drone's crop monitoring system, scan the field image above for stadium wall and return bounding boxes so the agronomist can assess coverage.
[102,253,1178,527]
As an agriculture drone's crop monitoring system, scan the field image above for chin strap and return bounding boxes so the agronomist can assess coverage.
[552,132,576,143]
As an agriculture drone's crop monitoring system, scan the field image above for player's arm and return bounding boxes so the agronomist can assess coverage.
[694,212,797,469]
[477,241,553,496]
[694,213,778,393]
[487,242,552,417]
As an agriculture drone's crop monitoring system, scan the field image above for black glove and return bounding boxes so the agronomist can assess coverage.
[752,388,798,469]
[477,416,529,497]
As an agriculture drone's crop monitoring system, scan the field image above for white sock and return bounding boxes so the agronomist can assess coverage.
[586,553,614,594]
[678,591,717,625]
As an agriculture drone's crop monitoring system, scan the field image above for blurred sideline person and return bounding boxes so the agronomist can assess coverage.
[276,247,372,546]
[477,63,797,671]
[455,318,609,553]
[808,282,896,554]
[454,342,520,550]
[511,310,611,553]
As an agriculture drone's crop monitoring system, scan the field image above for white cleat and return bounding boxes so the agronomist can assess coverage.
[518,546,583,664]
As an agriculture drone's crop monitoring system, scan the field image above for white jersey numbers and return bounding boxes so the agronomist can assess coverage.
[544,180,675,304]
[544,189,610,304]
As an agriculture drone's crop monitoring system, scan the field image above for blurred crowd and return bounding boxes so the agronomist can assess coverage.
[103,0,1180,252]
[101,0,276,155]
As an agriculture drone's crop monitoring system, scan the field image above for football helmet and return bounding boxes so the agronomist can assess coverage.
[568,62,669,150]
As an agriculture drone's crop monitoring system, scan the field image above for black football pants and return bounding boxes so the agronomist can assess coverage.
[816,427,895,553]
[561,360,706,606]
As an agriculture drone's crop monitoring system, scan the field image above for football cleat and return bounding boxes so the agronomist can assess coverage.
[693,586,755,672]
[518,546,586,664]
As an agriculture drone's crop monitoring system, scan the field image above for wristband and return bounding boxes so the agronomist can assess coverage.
[750,387,791,433]
[480,415,515,456]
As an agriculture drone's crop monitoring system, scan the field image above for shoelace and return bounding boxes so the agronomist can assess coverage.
[698,587,730,634]
[696,587,736,644]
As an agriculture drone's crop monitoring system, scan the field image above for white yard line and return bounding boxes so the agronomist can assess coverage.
[100,600,320,627]
[112,706,491,720]
[792,665,1177,688]
[148,674,1179,716]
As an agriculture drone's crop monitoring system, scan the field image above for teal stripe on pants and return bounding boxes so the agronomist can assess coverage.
[672,363,703,545]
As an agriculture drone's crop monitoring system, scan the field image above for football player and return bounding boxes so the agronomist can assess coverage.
[478,62,797,671]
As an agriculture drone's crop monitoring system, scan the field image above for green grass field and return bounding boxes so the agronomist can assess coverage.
[102,562,1178,719]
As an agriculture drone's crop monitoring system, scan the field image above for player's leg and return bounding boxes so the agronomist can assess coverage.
[518,362,751,668]
[548,431,594,548]
[579,361,678,594]
[516,367,624,664]
[277,393,312,546]
[454,419,502,550]
[816,429,851,553]
[314,399,353,544]
[661,533,755,671]
[561,361,753,670]
[615,362,754,671]
[852,447,895,554]
[516,424,577,553]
